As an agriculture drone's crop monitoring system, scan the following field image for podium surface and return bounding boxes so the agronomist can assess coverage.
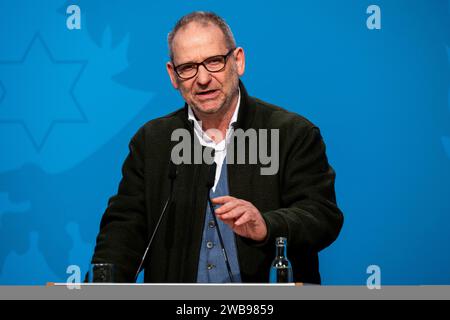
[0,284,449,300]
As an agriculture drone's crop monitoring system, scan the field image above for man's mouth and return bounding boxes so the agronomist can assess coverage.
[196,89,220,100]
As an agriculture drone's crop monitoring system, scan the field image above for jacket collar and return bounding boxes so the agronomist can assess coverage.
[234,80,255,130]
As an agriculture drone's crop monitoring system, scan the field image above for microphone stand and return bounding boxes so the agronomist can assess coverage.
[134,163,177,282]
[207,163,234,283]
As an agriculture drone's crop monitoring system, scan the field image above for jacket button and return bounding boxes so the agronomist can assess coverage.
[207,264,215,270]
[208,221,216,228]
[206,241,214,249]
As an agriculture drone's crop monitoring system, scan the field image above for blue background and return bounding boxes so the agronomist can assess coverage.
[0,0,449,285]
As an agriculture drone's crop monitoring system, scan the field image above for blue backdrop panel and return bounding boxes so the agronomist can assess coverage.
[0,0,449,285]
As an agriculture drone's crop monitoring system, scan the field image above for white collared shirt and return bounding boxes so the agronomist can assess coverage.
[188,89,241,191]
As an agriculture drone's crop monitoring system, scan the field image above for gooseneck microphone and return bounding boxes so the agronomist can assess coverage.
[134,161,177,282]
[206,162,234,283]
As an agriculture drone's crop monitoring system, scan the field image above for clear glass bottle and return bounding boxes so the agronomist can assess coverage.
[269,237,294,283]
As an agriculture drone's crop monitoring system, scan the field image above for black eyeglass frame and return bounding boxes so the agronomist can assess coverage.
[172,48,236,80]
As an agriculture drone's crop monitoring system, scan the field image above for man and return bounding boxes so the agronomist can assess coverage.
[90,11,343,284]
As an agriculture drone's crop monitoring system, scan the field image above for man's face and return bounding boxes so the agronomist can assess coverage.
[167,22,245,116]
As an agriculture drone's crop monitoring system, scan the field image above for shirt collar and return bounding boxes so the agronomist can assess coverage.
[188,88,241,145]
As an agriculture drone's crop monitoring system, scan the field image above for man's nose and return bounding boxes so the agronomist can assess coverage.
[195,64,212,85]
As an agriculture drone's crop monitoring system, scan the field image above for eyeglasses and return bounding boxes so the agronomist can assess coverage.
[173,48,236,80]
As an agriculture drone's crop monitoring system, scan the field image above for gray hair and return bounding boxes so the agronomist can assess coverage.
[167,11,236,61]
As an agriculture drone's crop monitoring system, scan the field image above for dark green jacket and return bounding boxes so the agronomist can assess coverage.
[91,82,343,284]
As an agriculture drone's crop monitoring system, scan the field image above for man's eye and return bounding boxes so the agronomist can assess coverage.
[178,64,195,72]
[206,58,223,65]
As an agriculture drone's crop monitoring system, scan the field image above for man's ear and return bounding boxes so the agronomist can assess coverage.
[234,47,246,77]
[166,61,179,89]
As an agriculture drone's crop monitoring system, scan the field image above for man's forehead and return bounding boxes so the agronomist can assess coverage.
[172,22,228,63]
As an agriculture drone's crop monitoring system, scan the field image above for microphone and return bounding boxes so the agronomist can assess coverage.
[206,163,234,282]
[134,161,177,282]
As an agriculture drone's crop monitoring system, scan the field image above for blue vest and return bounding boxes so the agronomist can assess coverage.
[196,161,242,283]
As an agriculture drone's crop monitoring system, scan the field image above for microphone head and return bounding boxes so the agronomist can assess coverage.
[206,162,217,189]
[168,161,177,180]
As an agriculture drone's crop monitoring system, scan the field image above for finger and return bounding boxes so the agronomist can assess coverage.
[214,200,240,214]
[218,206,247,220]
[234,213,253,227]
[220,218,235,229]
[211,196,235,205]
